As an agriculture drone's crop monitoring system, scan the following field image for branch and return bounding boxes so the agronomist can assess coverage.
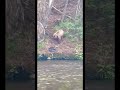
[61,0,69,21]
[37,21,45,43]
[52,6,74,20]
[45,2,74,20]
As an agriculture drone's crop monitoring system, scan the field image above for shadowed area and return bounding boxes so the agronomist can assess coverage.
[85,80,115,90]
[6,80,35,90]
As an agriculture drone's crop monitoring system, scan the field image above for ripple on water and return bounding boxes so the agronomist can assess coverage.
[37,60,83,90]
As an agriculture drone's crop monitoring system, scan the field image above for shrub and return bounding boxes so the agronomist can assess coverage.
[96,64,115,80]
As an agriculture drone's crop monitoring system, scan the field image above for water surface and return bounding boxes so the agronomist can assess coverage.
[37,60,83,90]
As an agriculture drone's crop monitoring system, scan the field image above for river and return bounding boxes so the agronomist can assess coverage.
[37,60,83,90]
[6,60,114,90]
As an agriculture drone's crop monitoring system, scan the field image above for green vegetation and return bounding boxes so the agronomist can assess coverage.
[85,0,115,80]
[6,64,31,80]
[54,18,83,42]
[37,41,45,49]
[38,53,83,60]
[75,53,83,60]
[75,44,83,60]
[46,18,83,60]
[97,64,115,80]
[37,17,83,60]
[6,32,35,80]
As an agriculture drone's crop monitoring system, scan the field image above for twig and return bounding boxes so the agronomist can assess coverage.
[52,6,74,20]
[37,21,45,43]
[61,0,69,22]
[45,2,74,20]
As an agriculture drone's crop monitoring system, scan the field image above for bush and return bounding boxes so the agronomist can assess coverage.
[37,54,83,60]
[54,18,83,42]
[96,64,115,80]
[6,0,35,80]
[6,64,31,81]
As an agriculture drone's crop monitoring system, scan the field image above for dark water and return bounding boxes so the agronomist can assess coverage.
[85,80,115,90]
[6,80,35,90]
